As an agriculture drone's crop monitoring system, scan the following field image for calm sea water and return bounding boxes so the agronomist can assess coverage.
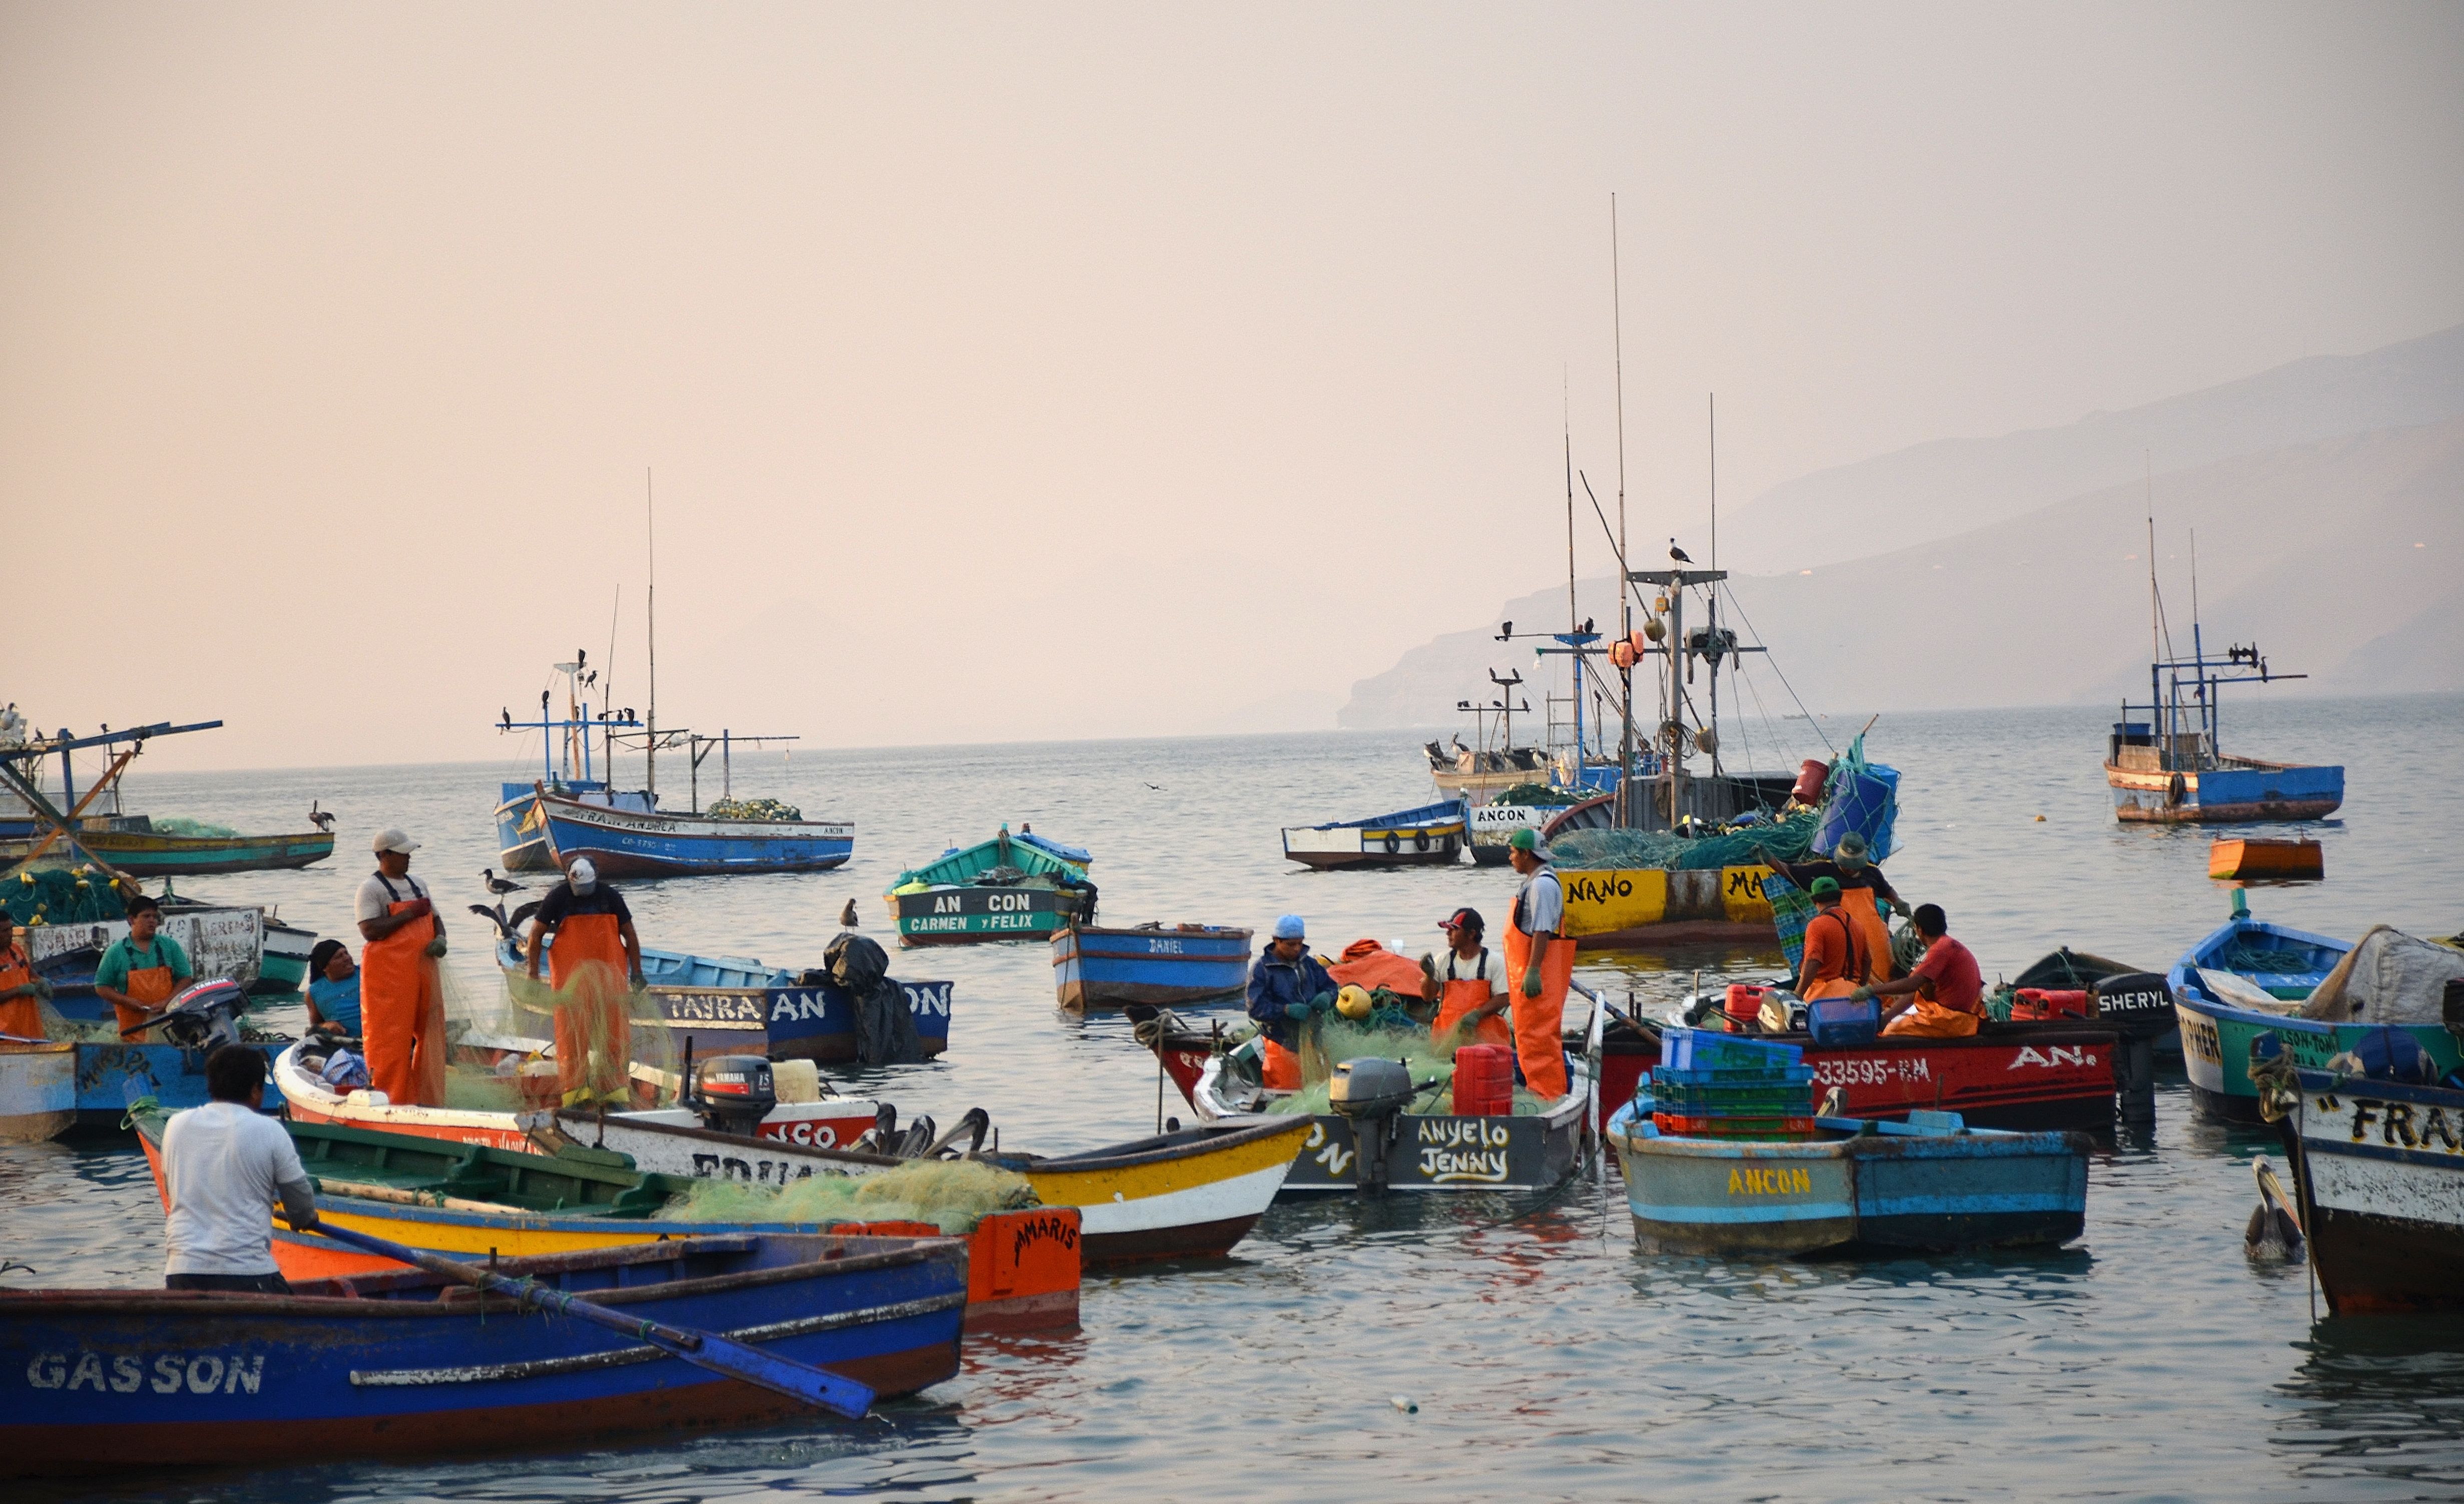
[11,694,2463,1501]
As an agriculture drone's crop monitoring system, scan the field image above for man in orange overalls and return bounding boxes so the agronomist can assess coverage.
[1760,832,1903,984]
[1793,877,1867,1002]
[524,857,644,1107]
[0,920,53,1038]
[1425,906,1510,1050]
[356,828,447,1106]
[1504,829,1574,1099]
[96,895,193,1036]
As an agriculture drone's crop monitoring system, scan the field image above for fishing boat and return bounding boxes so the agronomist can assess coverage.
[1606,1098,2089,1256]
[128,1107,1080,1336]
[1465,798,1578,866]
[31,901,275,1027]
[487,929,952,1062]
[887,827,1097,946]
[1052,923,1252,1010]
[0,1040,74,1143]
[1280,799,1468,872]
[2172,900,2464,1122]
[2279,1066,2464,1315]
[493,661,851,878]
[273,1040,888,1155]
[0,719,334,876]
[1,1230,966,1475]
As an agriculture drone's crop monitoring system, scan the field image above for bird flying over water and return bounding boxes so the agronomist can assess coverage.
[481,868,524,896]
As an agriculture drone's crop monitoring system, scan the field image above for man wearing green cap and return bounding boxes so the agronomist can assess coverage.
[1793,876,1867,1001]
[1502,828,1573,1097]
[1758,830,1904,985]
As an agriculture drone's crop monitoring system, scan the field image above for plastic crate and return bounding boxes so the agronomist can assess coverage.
[1651,1111,1819,1141]
[1661,1027,1804,1071]
[1651,1062,1817,1088]
[1646,1081,1819,1116]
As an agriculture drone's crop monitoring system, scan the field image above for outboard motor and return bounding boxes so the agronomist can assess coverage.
[686,1054,775,1137]
[152,978,248,1053]
[2091,972,2176,1126]
[1327,1056,1418,1192]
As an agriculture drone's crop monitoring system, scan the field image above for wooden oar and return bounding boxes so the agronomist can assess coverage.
[286,1217,875,1419]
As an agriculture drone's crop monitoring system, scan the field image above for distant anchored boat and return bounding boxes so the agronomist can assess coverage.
[1,719,333,877]
[1280,799,1467,871]
[887,827,1097,946]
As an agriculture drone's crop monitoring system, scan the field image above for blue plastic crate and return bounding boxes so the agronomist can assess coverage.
[1652,1062,1817,1088]
[1660,1027,1804,1070]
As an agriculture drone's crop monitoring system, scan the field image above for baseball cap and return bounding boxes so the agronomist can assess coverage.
[1440,906,1484,933]
[568,857,598,894]
[371,828,420,855]
[1809,876,1842,900]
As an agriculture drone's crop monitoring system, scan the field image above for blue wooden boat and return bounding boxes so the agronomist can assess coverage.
[1051,924,1252,1011]
[2171,899,2461,1123]
[63,1040,289,1134]
[493,935,951,1062]
[2102,615,2341,822]
[1280,799,1468,871]
[1607,1098,2089,1256]
[0,1232,965,1475]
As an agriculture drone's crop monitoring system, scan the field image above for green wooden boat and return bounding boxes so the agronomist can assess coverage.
[0,821,335,876]
[884,827,1097,947]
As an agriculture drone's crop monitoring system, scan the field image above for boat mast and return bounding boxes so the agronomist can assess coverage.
[1612,193,1636,827]
[1707,392,1720,777]
[1564,377,1583,766]
[645,469,658,802]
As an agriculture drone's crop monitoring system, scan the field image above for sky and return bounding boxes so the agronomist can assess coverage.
[5,3,2460,771]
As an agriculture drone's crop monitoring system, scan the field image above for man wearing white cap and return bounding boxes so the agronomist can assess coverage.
[354,829,446,1106]
[524,858,644,1107]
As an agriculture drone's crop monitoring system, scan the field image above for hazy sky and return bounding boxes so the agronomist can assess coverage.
[7,3,2459,771]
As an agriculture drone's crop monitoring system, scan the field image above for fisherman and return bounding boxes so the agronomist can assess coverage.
[1794,876,1867,1001]
[94,894,194,1036]
[1245,914,1335,1091]
[160,1043,318,1292]
[1425,906,1511,1051]
[0,919,53,1039]
[356,828,447,1107]
[1861,904,1983,1038]
[525,856,646,1107]
[1504,829,1574,1098]
[303,938,361,1036]
[1757,831,1903,984]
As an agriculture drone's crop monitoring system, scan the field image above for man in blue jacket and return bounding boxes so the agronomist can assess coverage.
[1247,913,1334,1090]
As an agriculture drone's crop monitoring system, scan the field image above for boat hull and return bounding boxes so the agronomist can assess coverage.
[1558,865,1778,949]
[894,885,1084,946]
[0,1235,965,1476]
[2104,759,2344,824]
[2174,993,2464,1124]
[1186,1056,1587,1195]
[0,829,333,876]
[1281,800,1468,872]
[536,791,854,878]
[2285,1072,2464,1315]
[1051,925,1252,1010]
[68,1040,290,1134]
[1611,1102,2089,1257]
[0,1042,75,1143]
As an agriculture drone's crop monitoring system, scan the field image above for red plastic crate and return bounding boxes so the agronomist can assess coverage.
[1652,1111,1818,1140]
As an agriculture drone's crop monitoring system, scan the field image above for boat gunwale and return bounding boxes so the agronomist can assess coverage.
[533,784,854,837]
[988,1117,1313,1175]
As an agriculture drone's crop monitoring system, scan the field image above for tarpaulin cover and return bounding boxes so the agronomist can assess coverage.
[1326,940,1429,997]
[2299,925,2464,1024]
[1813,734,1900,861]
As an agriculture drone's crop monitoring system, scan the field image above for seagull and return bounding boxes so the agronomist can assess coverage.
[481,868,525,896]
[1144,783,1163,791]
[307,801,335,833]
[839,899,859,928]
[1669,540,1693,565]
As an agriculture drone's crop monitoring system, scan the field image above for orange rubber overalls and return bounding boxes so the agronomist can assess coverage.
[362,878,447,1107]
[1431,945,1511,1052]
[1797,909,1867,1002]
[1837,884,1896,985]
[1504,871,1575,1099]
[0,940,41,1039]
[112,935,185,1036]
[548,910,633,1107]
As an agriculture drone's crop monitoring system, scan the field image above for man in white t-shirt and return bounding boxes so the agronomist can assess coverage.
[160,1044,318,1293]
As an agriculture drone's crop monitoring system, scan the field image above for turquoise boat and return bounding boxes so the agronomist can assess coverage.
[885,827,1096,946]
[2170,899,2464,1123]
[1607,1098,2088,1257]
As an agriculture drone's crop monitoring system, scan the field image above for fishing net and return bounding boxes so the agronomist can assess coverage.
[1266,1018,1549,1116]
[1492,783,1570,807]
[664,1159,1038,1235]
[6,869,127,925]
[1551,807,1820,872]
[703,797,802,822]
[2218,942,2327,975]
[492,961,680,1110]
[1812,733,1900,860]
[151,817,240,839]
[1765,872,1814,974]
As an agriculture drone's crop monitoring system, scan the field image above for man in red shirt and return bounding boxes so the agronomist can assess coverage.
[1861,904,1981,1038]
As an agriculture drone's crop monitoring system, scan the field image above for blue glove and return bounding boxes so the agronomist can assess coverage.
[1311,991,1336,1014]
[1284,1002,1312,1023]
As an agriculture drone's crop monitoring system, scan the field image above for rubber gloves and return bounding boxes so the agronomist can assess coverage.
[1284,1002,1313,1023]
[1310,991,1336,1014]
[1850,985,1875,1003]
[1522,965,1544,999]
[424,936,448,959]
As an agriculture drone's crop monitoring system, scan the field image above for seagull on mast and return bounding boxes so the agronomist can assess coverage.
[1669,539,1694,565]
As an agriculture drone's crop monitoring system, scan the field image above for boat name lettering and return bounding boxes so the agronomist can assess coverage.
[1812,1057,1931,1087]
[2009,1045,2098,1070]
[1416,1118,1512,1150]
[1146,939,1185,954]
[23,1350,264,1395]
[1727,1167,1813,1197]
[1011,1212,1079,1259]
[689,1153,817,1182]
[910,913,1044,933]
[2345,1098,2464,1153]
[2183,1017,2222,1065]
[1566,876,1633,903]
[1723,868,1767,899]
[763,1121,842,1149]
[665,994,765,1024]
[1306,1125,1354,1178]
[1417,1148,1510,1182]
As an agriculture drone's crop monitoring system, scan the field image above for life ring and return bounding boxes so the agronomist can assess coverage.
[2166,773,2187,807]
[1383,833,1401,854]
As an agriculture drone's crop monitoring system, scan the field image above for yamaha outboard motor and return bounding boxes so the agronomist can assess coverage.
[1327,1056,1418,1192]
[2092,972,2175,1126]
[152,978,248,1053]
[687,1055,775,1137]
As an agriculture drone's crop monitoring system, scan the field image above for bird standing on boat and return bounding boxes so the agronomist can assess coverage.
[481,868,524,896]
[307,801,335,833]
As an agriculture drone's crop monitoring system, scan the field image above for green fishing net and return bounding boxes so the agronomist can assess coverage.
[1266,1018,1550,1117]
[664,1159,1038,1234]
[5,869,127,925]
[151,817,240,839]
[702,797,802,822]
[1550,807,1819,872]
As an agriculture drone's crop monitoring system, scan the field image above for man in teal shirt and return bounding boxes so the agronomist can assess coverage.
[95,897,195,1034]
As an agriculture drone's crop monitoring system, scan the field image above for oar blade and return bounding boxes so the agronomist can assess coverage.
[669,1330,875,1420]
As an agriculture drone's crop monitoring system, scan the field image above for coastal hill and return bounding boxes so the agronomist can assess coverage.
[1340,409,2464,729]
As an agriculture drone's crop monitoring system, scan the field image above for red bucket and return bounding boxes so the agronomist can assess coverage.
[1723,984,1768,1034]
[1452,1044,1514,1116]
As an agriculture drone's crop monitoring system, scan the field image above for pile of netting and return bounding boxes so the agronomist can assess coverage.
[1266,1018,1550,1116]
[151,817,240,839]
[6,868,127,925]
[703,797,802,822]
[664,1159,1038,1234]
[480,961,684,1110]
[1551,806,1820,872]
[1491,783,1573,807]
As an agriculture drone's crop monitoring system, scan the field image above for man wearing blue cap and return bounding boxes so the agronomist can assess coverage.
[1246,914,1335,1090]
